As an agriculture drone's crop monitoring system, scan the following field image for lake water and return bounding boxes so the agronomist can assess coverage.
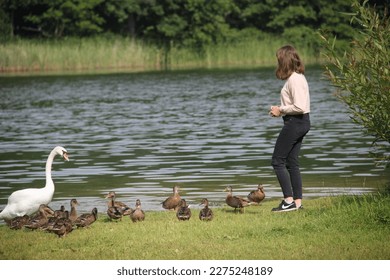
[0,67,388,216]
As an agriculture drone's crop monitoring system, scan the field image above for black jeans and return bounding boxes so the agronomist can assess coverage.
[271,114,310,200]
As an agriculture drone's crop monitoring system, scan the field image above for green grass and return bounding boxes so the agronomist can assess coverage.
[0,194,389,260]
[0,36,322,75]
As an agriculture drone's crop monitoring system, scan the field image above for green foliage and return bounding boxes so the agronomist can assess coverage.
[0,0,359,50]
[0,195,389,260]
[320,0,390,162]
[24,0,106,37]
[0,36,320,73]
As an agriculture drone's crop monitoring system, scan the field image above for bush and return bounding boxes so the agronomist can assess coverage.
[320,0,390,164]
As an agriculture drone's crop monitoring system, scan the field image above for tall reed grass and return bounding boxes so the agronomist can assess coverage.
[0,36,322,75]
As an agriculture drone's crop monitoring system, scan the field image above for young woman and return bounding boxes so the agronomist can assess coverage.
[269,45,311,212]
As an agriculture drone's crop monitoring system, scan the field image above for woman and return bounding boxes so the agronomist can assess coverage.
[269,45,310,212]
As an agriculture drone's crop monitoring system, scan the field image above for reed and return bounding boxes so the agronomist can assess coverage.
[0,36,322,75]
[0,194,389,260]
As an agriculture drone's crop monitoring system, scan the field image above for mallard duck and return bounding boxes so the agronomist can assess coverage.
[224,186,251,213]
[69,198,79,223]
[105,191,132,215]
[129,199,145,222]
[42,210,64,232]
[51,211,73,238]
[9,215,30,230]
[162,185,181,210]
[0,146,69,223]
[24,204,55,230]
[74,207,98,228]
[54,205,66,219]
[176,199,191,221]
[199,198,213,221]
[107,205,123,221]
[247,184,265,204]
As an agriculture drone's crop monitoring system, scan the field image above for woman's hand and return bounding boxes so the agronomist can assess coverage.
[269,106,282,117]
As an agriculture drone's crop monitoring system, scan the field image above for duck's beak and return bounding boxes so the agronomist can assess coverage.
[63,152,69,161]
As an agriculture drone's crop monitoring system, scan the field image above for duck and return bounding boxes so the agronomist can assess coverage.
[224,186,252,213]
[24,204,55,230]
[54,205,66,219]
[8,215,30,230]
[107,205,123,221]
[69,198,79,223]
[129,199,145,222]
[176,199,191,221]
[162,185,181,210]
[199,198,213,221]
[42,210,64,232]
[74,207,98,228]
[0,146,69,224]
[105,191,132,215]
[247,184,265,204]
[51,211,74,238]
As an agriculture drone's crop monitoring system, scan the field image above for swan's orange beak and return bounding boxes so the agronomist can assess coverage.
[63,152,69,161]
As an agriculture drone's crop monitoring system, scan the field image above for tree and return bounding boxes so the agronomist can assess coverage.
[320,0,390,163]
[24,0,105,37]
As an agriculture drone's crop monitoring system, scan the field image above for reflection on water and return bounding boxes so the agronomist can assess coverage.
[0,68,388,214]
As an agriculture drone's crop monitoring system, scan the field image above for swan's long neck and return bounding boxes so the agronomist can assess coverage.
[45,150,56,188]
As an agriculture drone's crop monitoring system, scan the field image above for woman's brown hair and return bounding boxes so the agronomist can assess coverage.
[275,45,305,80]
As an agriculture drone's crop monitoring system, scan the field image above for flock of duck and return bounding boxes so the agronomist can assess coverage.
[0,146,265,237]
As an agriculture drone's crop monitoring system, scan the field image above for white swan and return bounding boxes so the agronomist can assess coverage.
[0,146,69,223]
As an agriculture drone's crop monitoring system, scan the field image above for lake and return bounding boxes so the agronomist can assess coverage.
[0,67,388,216]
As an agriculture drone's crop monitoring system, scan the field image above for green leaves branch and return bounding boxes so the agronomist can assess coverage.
[320,0,390,164]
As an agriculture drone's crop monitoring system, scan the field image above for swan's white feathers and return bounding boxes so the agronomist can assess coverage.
[0,146,68,221]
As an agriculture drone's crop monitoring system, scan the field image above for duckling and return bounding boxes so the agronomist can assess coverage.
[69,198,79,223]
[176,199,191,221]
[224,186,251,213]
[247,184,265,204]
[9,215,30,230]
[74,207,98,228]
[162,185,181,210]
[199,198,213,221]
[24,204,55,230]
[129,199,145,222]
[51,211,73,238]
[105,191,132,215]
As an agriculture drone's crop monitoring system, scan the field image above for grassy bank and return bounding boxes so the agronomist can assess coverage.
[0,37,322,75]
[0,194,389,260]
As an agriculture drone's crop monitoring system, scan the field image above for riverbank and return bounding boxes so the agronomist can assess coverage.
[0,36,322,76]
[0,194,389,260]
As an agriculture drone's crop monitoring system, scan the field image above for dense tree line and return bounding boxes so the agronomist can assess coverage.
[0,0,388,51]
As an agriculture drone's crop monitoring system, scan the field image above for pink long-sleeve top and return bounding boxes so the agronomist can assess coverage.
[279,72,310,115]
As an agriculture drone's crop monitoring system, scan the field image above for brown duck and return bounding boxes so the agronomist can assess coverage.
[224,186,252,213]
[129,199,145,222]
[69,198,79,223]
[199,198,213,221]
[105,191,132,215]
[247,184,265,204]
[107,205,123,221]
[24,204,55,230]
[54,205,66,219]
[9,214,30,230]
[162,185,181,210]
[51,211,74,238]
[176,199,191,221]
[74,207,98,228]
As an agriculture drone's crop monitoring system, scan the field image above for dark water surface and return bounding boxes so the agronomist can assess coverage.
[0,67,388,215]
